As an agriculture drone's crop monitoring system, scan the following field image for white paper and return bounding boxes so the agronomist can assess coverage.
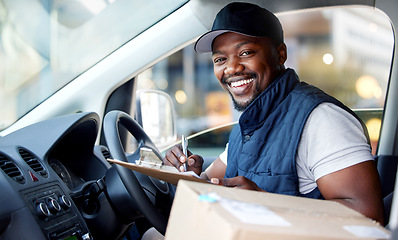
[180,171,201,178]
[343,225,390,238]
[218,196,291,226]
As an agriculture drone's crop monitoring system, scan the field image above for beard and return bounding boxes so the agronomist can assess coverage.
[227,86,262,112]
[222,72,262,111]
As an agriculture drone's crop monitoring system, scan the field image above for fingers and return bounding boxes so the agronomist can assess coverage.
[163,145,185,169]
[187,154,204,168]
[210,178,221,185]
[210,176,264,191]
[163,145,203,173]
[210,177,237,187]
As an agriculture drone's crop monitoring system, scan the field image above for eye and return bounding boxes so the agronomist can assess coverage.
[240,50,254,57]
[213,57,226,64]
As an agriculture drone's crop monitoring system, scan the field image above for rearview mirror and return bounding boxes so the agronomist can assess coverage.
[136,90,177,150]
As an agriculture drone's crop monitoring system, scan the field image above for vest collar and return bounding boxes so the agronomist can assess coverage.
[239,68,299,129]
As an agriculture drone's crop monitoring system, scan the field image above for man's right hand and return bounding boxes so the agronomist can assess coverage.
[163,145,204,176]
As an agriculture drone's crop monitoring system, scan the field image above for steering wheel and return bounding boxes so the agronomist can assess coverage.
[103,110,169,235]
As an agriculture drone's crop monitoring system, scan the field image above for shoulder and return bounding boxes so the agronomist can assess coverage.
[309,102,364,131]
[300,102,372,180]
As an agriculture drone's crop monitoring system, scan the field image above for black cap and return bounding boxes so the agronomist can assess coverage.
[194,2,284,53]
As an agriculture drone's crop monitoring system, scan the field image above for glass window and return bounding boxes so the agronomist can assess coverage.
[137,6,394,156]
[0,0,187,130]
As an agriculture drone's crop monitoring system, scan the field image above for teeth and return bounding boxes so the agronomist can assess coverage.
[230,78,254,88]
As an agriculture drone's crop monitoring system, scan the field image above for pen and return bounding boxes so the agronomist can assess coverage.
[182,135,188,171]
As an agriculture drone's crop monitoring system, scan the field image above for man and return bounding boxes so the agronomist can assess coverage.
[163,2,384,224]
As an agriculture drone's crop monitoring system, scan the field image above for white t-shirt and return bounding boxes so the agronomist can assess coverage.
[219,102,374,194]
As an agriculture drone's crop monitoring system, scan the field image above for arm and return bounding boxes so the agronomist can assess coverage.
[206,158,264,191]
[204,143,264,189]
[302,103,384,224]
[211,159,384,224]
[316,160,384,225]
[200,157,227,180]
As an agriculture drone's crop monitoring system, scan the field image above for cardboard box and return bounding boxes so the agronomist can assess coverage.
[165,180,390,240]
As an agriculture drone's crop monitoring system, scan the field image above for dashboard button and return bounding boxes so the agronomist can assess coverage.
[48,198,61,213]
[37,202,51,218]
[59,195,72,209]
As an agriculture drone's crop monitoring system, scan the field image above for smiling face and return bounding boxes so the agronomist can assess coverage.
[212,32,287,111]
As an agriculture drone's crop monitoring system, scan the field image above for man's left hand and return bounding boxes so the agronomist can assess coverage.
[210,176,265,191]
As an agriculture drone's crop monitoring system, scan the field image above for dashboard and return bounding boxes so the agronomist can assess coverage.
[0,112,120,240]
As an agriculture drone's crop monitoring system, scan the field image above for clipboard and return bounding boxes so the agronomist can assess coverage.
[107,147,209,185]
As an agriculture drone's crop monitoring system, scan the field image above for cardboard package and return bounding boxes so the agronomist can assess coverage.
[165,180,390,240]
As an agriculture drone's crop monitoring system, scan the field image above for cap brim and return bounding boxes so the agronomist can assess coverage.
[194,30,230,53]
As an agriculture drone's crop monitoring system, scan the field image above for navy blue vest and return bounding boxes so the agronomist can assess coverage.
[225,69,367,199]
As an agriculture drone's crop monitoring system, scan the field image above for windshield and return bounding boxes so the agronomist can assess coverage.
[0,0,187,130]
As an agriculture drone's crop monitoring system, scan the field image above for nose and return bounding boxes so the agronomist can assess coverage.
[224,57,244,75]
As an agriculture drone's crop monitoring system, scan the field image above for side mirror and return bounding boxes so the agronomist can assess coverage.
[135,90,177,150]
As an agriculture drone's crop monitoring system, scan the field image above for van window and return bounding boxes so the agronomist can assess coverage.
[137,6,394,155]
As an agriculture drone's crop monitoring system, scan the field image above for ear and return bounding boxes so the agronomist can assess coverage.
[276,43,287,65]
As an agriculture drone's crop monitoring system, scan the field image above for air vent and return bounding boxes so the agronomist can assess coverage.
[18,148,48,178]
[0,153,25,184]
[102,148,112,160]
